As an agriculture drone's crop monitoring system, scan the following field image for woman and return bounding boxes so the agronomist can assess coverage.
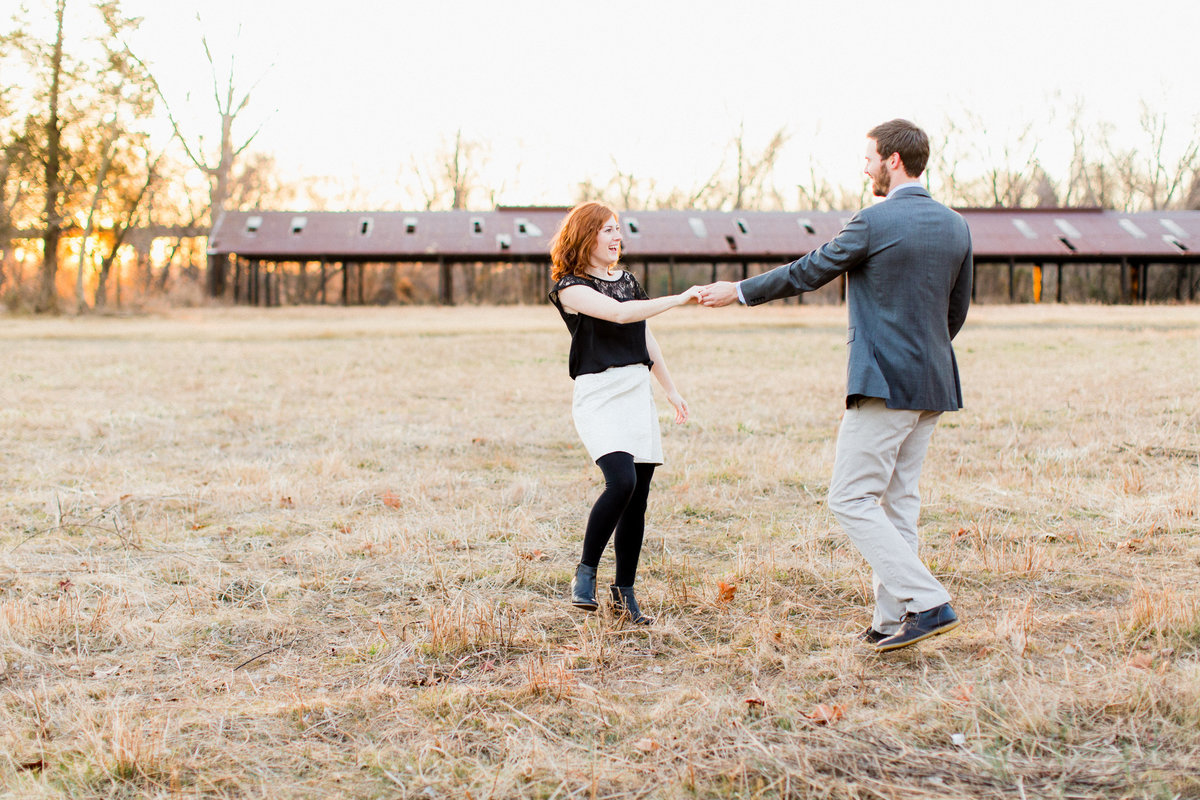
[547,201,699,625]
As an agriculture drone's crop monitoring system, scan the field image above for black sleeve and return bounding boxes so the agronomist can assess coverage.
[548,274,592,310]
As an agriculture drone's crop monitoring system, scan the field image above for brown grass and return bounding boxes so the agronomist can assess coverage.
[1,303,1198,799]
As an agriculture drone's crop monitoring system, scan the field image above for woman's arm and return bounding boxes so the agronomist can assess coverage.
[557,283,700,323]
[646,326,688,424]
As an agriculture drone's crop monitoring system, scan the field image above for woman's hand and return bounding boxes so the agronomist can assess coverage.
[679,285,703,305]
[667,391,689,424]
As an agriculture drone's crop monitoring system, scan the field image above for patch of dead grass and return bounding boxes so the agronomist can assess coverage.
[1,304,1198,798]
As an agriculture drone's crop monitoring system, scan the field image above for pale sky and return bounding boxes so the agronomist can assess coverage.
[117,0,1200,209]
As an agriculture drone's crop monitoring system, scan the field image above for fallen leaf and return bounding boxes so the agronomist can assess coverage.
[1129,652,1154,670]
[717,581,737,604]
[744,696,765,708]
[279,496,294,508]
[1117,538,1143,552]
[633,737,659,752]
[380,491,402,510]
[806,704,844,725]
[951,527,970,542]
[953,684,974,703]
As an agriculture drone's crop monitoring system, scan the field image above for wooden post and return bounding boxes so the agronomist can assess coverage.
[320,260,327,304]
[1120,257,1130,303]
[1033,264,1043,303]
[232,257,241,303]
[438,257,453,305]
[1008,259,1016,303]
[667,257,675,295]
[1056,264,1063,303]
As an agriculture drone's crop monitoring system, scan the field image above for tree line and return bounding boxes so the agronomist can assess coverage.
[3,1,1199,313]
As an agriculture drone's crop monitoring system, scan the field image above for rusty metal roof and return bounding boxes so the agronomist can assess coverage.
[209,207,1200,263]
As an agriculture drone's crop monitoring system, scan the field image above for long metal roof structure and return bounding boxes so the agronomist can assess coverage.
[209,207,1198,264]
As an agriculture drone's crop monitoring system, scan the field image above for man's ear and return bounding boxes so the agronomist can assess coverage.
[887,151,904,171]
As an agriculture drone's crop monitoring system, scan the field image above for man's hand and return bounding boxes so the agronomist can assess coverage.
[698,281,740,307]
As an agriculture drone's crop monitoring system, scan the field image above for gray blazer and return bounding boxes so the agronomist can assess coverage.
[740,184,972,412]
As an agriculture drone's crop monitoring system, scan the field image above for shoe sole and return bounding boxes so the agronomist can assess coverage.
[874,619,960,653]
[570,601,599,611]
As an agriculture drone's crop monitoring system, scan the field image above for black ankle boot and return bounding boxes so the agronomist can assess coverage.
[610,585,653,625]
[570,564,599,610]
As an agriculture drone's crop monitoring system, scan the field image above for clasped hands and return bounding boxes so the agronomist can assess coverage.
[681,281,740,308]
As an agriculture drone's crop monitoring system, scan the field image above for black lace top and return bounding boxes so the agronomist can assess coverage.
[548,271,653,379]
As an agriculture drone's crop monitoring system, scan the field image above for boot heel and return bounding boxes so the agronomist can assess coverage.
[610,584,653,625]
[570,564,599,611]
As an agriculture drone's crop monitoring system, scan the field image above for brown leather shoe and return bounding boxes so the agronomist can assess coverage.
[874,603,959,653]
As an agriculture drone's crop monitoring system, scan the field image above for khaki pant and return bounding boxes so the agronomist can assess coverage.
[828,398,951,634]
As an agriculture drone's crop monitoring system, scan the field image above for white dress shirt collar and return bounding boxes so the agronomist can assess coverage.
[886,180,923,199]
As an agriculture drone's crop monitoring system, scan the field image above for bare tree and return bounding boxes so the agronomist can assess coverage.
[33,0,67,312]
[93,146,161,308]
[412,129,490,211]
[138,19,268,295]
[1134,104,1200,211]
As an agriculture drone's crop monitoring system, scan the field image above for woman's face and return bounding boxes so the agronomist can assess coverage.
[589,215,622,270]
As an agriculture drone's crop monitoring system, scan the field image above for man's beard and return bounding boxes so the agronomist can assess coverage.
[871,166,891,197]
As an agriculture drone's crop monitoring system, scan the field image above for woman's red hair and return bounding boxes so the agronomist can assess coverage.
[549,202,618,281]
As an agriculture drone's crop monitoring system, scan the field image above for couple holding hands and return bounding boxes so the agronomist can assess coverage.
[547,119,973,653]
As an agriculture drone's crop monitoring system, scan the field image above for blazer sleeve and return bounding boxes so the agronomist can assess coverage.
[947,235,972,339]
[740,213,870,305]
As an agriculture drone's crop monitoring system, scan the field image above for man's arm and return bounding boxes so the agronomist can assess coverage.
[947,238,972,339]
[699,214,871,308]
[740,213,870,306]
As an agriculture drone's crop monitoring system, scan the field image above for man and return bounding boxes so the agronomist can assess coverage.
[698,119,972,653]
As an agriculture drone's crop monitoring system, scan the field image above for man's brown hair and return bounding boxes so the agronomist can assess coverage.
[868,119,929,178]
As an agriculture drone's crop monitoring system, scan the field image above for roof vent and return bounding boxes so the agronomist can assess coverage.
[1164,234,1189,252]
[1012,219,1037,239]
[496,233,512,250]
[798,218,816,234]
[1160,219,1188,238]
[725,235,738,252]
[1058,236,1077,252]
[626,218,640,235]
[1118,219,1147,239]
[359,217,373,236]
[515,218,542,237]
[1055,219,1082,238]
[688,218,707,238]
[404,216,417,234]
[735,219,749,234]
[471,217,484,235]
[246,216,262,234]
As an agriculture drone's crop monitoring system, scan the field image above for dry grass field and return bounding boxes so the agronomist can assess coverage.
[1,303,1198,799]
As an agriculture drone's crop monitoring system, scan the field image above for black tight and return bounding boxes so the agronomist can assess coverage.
[580,451,656,587]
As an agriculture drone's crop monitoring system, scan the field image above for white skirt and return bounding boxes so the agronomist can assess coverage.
[572,364,664,465]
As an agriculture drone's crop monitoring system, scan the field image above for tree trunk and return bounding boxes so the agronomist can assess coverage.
[36,0,67,313]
